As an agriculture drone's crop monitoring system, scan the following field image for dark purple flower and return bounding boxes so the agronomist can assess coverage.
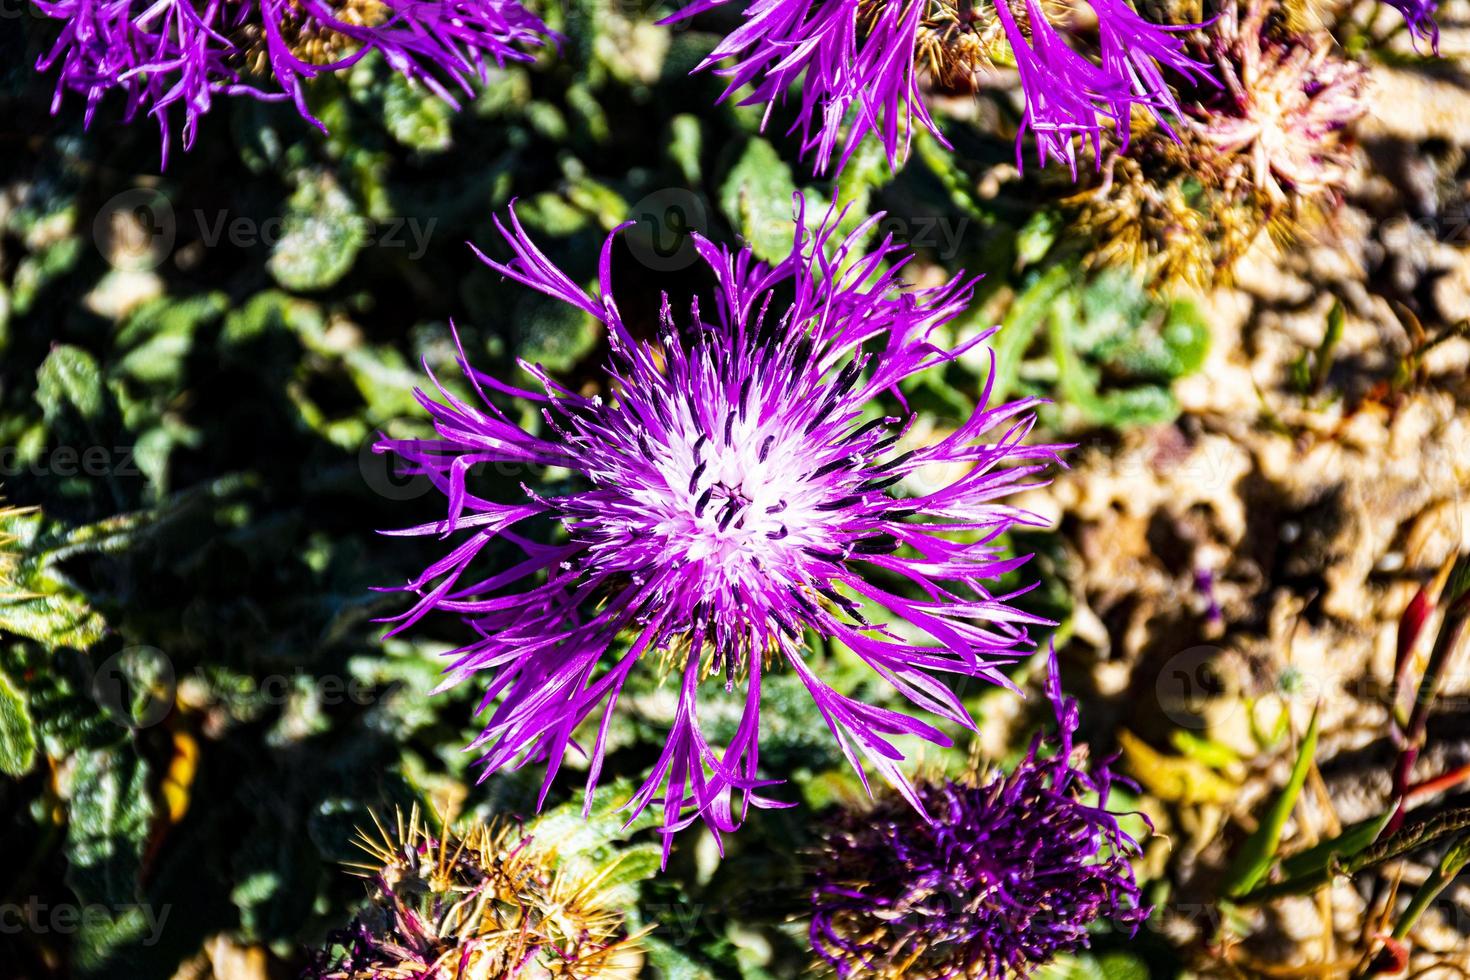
[810,647,1149,978]
[665,0,1213,174]
[33,0,551,165]
[377,198,1062,861]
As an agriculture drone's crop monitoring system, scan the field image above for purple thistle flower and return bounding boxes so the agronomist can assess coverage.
[665,0,1214,175]
[377,198,1062,861]
[33,0,551,165]
[809,646,1149,979]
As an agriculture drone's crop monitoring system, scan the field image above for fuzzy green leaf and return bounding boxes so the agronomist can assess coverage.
[719,139,799,265]
[0,668,37,776]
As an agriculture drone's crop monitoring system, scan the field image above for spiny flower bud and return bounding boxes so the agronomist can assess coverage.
[305,806,647,980]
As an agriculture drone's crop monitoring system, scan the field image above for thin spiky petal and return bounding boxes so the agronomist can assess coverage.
[663,0,1213,175]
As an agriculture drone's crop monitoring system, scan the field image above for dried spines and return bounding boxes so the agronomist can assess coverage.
[0,504,34,601]
[908,0,1012,90]
[1063,133,1263,288]
[315,805,646,980]
[894,0,1076,93]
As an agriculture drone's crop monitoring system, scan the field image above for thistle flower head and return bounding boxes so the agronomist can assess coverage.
[305,806,646,980]
[809,648,1148,979]
[664,0,1214,174]
[378,199,1062,861]
[33,0,550,164]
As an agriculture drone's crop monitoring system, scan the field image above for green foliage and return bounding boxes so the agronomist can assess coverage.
[720,138,801,264]
[269,175,365,291]
[1040,951,1153,980]
[0,1,1220,975]
[63,746,155,908]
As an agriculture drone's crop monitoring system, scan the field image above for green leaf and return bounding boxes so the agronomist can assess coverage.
[1223,706,1321,897]
[600,843,663,890]
[719,139,799,265]
[1312,299,1345,392]
[669,114,703,186]
[268,175,364,292]
[381,73,454,152]
[63,746,155,907]
[1240,808,1470,903]
[1170,729,1243,773]
[36,345,107,426]
[0,592,108,651]
[833,137,894,224]
[643,935,719,980]
[513,290,603,372]
[1088,295,1210,383]
[993,265,1073,403]
[0,668,37,776]
[1392,831,1470,940]
[115,293,229,386]
[1015,210,1063,268]
[1039,951,1152,980]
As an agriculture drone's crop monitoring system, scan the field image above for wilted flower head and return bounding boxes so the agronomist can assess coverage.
[809,648,1148,979]
[33,0,551,164]
[305,806,646,979]
[377,199,1062,860]
[1062,0,1366,287]
[665,0,1215,174]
